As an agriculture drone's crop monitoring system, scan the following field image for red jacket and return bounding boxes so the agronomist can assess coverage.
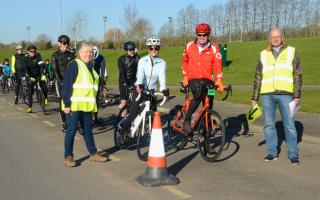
[182,41,223,82]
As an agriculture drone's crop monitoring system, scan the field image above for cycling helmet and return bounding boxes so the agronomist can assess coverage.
[58,35,70,44]
[16,45,23,50]
[27,45,37,51]
[93,46,99,59]
[146,36,160,46]
[195,23,211,35]
[123,41,136,50]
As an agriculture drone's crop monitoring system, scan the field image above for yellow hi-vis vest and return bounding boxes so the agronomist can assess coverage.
[62,58,99,112]
[260,46,295,94]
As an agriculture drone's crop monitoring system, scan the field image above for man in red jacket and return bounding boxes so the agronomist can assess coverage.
[182,23,224,133]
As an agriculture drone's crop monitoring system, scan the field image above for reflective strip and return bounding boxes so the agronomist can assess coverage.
[261,51,267,66]
[186,42,193,52]
[216,72,223,79]
[274,76,293,83]
[70,97,96,102]
[262,76,293,84]
[262,65,274,73]
[73,84,98,90]
[287,47,293,64]
[211,45,216,54]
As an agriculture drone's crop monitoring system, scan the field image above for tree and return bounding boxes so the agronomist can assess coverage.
[132,18,153,49]
[66,10,88,49]
[35,33,52,50]
[123,1,139,39]
[104,28,124,49]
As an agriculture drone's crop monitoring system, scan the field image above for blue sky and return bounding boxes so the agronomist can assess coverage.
[1,0,225,44]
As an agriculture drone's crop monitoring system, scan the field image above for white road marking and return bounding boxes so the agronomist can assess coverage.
[30,114,38,118]
[162,186,192,199]
[42,121,56,127]
[17,107,25,111]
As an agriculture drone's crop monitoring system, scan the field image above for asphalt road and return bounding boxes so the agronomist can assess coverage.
[0,92,319,200]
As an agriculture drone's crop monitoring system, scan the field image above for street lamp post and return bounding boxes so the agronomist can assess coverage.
[26,26,31,41]
[102,16,107,40]
[102,16,107,49]
[59,0,63,34]
[168,17,173,47]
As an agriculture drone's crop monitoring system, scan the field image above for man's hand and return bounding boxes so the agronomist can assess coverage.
[251,100,257,107]
[215,79,224,92]
[64,107,71,114]
[294,98,301,105]
[30,77,36,82]
[183,76,188,87]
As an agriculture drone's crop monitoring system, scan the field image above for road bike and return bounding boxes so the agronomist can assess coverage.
[169,82,232,162]
[114,88,168,161]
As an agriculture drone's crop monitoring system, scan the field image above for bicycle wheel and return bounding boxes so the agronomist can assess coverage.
[136,115,152,161]
[197,110,225,162]
[114,104,129,149]
[168,105,188,150]
[37,88,46,115]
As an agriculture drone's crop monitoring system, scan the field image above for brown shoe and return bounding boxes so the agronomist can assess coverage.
[64,155,76,167]
[90,153,108,162]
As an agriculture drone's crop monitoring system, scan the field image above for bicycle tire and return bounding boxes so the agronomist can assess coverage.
[37,88,46,115]
[136,115,152,162]
[197,110,225,162]
[114,104,129,149]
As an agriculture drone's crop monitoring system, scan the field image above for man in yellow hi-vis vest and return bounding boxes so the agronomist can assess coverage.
[62,42,108,167]
[251,28,302,165]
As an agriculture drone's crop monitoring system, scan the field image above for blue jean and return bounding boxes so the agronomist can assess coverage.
[262,94,298,159]
[64,111,97,158]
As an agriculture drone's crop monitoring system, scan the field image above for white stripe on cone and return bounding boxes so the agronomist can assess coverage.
[148,128,165,158]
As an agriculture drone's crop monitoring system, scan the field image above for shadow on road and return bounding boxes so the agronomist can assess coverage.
[168,151,199,176]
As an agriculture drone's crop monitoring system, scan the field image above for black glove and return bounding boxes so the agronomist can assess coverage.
[162,89,169,98]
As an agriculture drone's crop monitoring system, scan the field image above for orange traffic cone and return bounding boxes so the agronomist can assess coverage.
[137,112,179,187]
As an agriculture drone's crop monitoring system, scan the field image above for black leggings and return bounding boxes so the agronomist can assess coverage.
[185,79,214,122]
[14,75,22,97]
[27,79,48,108]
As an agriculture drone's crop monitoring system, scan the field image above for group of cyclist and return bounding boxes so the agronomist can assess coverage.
[2,23,226,165]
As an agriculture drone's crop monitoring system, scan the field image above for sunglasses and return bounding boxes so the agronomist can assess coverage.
[127,49,135,52]
[148,46,160,51]
[29,50,35,53]
[61,42,68,46]
[197,33,208,37]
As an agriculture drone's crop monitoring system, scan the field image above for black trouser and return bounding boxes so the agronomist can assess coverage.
[94,78,103,120]
[2,76,8,92]
[14,74,22,97]
[119,83,134,100]
[27,79,48,108]
[185,79,214,122]
[121,90,156,132]
[55,80,65,124]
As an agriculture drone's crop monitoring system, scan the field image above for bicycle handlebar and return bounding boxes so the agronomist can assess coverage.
[135,89,168,106]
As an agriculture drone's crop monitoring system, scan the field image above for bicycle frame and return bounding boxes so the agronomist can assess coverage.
[172,94,211,135]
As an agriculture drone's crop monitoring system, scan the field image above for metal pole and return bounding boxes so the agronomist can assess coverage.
[102,16,107,40]
[60,0,63,34]
[26,26,31,41]
[168,17,173,46]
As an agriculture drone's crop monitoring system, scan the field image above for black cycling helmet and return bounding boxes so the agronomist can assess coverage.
[58,35,70,44]
[123,41,136,50]
[27,45,37,51]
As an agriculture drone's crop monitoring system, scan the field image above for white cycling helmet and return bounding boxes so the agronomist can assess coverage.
[16,45,23,50]
[93,46,99,59]
[146,36,160,46]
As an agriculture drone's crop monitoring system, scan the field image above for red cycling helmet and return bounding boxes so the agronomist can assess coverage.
[195,23,211,35]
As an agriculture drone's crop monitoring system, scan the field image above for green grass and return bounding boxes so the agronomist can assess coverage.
[1,37,319,86]
[1,38,319,113]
